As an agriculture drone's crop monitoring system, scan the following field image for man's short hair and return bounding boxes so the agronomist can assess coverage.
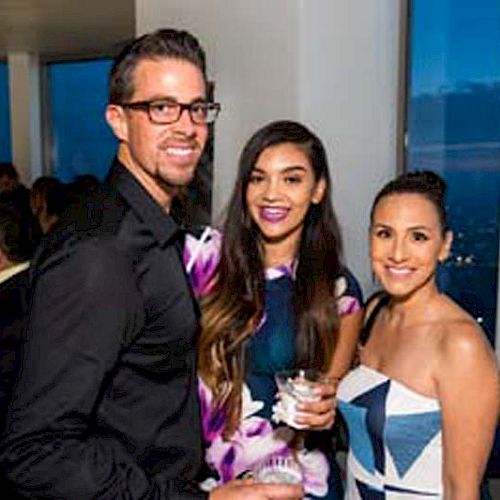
[109,28,207,105]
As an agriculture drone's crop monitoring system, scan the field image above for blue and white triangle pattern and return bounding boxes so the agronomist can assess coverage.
[337,365,443,498]
[386,411,441,478]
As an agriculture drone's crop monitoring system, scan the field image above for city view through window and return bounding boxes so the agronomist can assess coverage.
[407,0,500,345]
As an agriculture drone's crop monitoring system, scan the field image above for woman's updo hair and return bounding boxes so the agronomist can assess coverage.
[370,170,448,234]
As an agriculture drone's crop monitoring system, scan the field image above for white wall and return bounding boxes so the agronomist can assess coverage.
[136,0,401,293]
[137,0,301,219]
[297,0,401,293]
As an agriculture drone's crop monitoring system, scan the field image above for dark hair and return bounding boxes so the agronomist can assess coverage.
[0,203,36,263]
[31,176,66,217]
[65,174,100,202]
[199,120,344,438]
[370,170,448,234]
[109,28,206,104]
[0,163,18,180]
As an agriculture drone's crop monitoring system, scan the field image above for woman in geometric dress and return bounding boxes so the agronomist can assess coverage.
[337,171,499,498]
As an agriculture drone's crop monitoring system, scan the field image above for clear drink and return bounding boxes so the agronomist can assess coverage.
[273,369,323,429]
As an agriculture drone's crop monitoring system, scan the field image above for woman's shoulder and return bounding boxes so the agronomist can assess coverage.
[434,296,496,369]
[439,317,491,359]
[184,226,222,297]
[184,225,221,258]
[432,298,499,412]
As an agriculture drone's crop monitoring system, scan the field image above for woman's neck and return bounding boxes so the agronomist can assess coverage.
[386,280,442,324]
[263,240,297,268]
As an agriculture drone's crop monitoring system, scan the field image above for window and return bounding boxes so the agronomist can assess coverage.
[47,59,117,182]
[406,0,500,345]
[0,62,11,162]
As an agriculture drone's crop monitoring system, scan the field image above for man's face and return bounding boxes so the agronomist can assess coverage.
[106,58,208,205]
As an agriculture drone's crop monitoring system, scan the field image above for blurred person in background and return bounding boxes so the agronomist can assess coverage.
[64,174,100,206]
[0,202,37,432]
[30,176,66,234]
[0,163,23,195]
[0,163,31,221]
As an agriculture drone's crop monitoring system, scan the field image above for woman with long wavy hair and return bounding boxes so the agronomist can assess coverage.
[185,120,363,499]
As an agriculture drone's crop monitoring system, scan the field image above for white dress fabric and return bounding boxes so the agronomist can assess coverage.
[337,365,443,499]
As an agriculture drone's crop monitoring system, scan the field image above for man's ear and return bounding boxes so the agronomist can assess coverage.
[105,104,128,142]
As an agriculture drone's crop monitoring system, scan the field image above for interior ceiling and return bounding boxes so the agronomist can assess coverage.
[0,0,135,60]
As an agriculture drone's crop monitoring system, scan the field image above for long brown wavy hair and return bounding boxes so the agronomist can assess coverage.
[198,121,344,438]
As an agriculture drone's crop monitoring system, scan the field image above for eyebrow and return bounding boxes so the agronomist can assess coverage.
[372,222,432,231]
[139,95,207,104]
[252,165,308,174]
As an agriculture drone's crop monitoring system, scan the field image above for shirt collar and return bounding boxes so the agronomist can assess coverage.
[0,261,29,286]
[265,259,298,280]
[107,159,180,246]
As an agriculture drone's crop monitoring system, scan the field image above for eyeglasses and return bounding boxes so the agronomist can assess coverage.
[120,99,221,125]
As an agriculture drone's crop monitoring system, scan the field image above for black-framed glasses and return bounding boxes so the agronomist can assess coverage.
[120,99,221,125]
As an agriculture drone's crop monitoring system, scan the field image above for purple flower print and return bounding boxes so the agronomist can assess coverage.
[184,228,222,298]
[198,379,329,496]
[199,379,291,482]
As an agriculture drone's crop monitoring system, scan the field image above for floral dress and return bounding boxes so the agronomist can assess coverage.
[184,227,363,499]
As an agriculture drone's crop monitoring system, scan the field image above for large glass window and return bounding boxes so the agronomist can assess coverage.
[0,62,11,162]
[47,59,117,182]
[406,0,500,345]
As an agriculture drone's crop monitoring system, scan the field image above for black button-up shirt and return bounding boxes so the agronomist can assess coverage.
[0,161,207,499]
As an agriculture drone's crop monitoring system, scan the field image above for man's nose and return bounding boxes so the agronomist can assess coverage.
[174,107,198,136]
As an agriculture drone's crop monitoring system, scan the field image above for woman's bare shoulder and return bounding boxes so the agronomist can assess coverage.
[435,296,496,369]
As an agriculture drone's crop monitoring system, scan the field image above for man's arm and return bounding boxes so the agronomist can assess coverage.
[0,238,206,499]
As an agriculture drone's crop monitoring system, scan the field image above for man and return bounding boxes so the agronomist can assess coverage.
[0,29,302,500]
[0,203,35,433]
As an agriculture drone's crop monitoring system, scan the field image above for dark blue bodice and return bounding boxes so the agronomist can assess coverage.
[245,275,296,420]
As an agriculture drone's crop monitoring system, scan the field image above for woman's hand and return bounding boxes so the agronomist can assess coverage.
[210,478,304,500]
[294,377,338,430]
